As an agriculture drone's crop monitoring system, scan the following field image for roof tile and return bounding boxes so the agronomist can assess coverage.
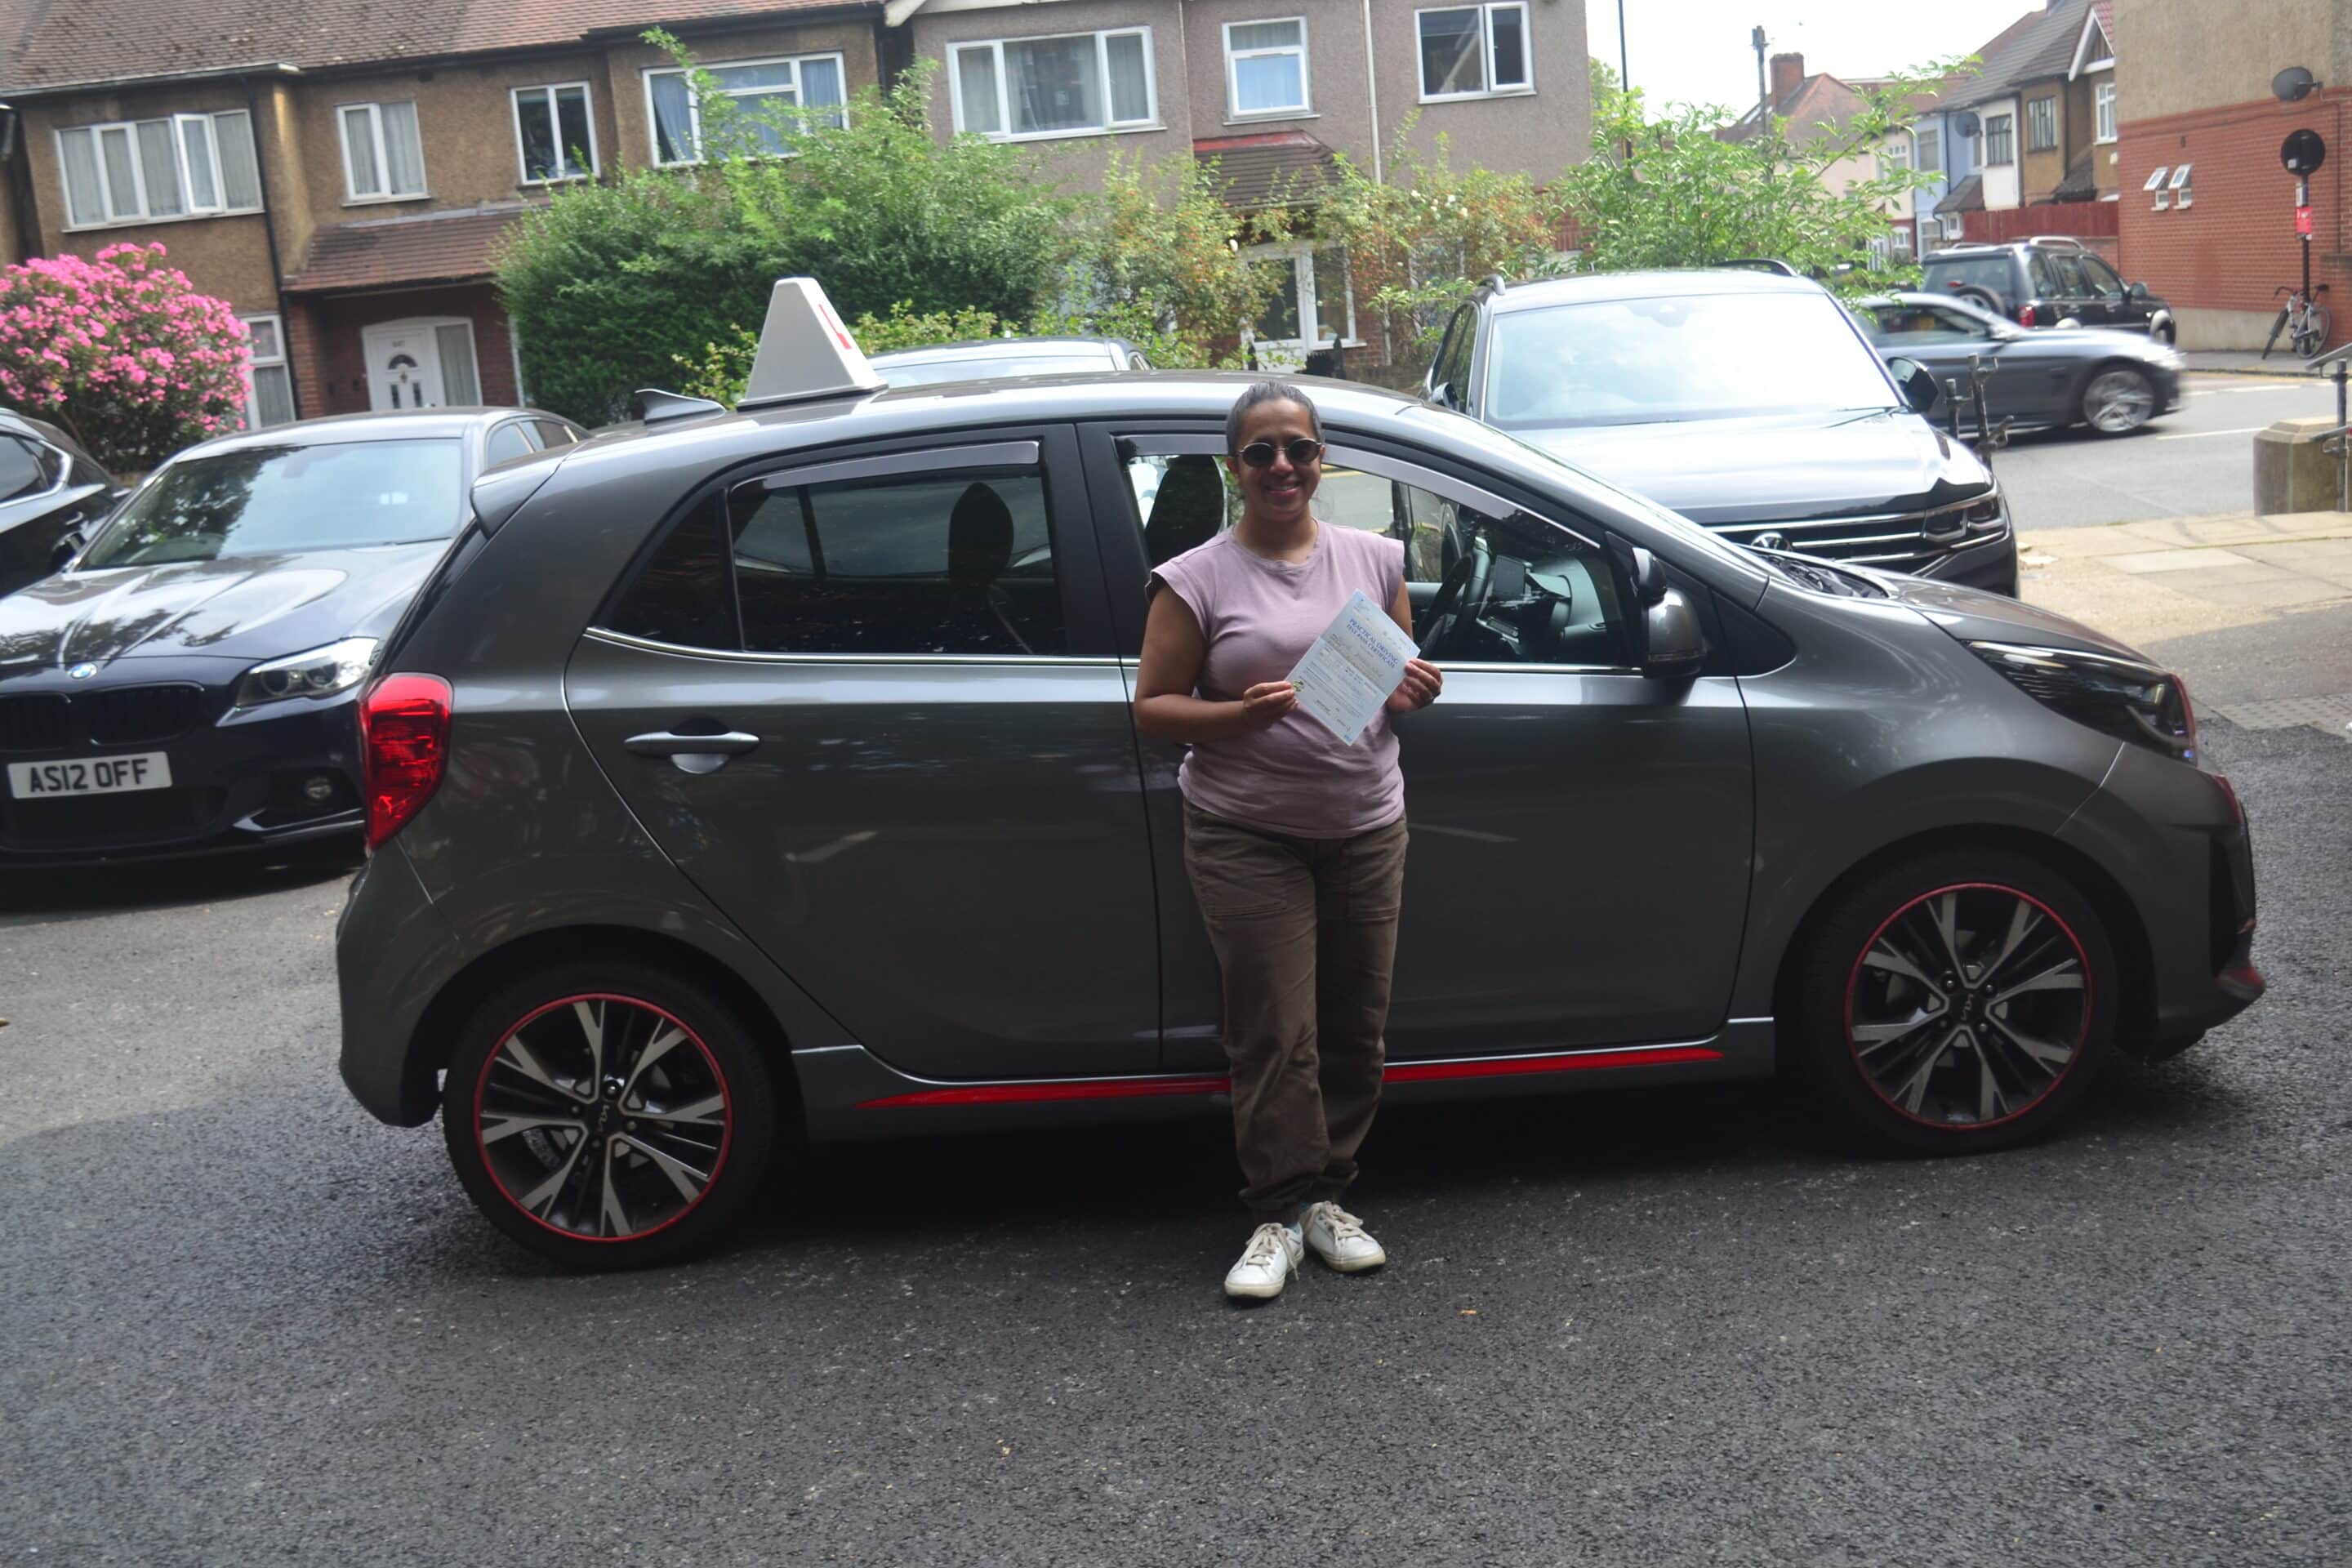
[283,203,529,293]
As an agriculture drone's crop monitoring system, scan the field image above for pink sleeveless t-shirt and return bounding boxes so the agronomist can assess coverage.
[1147,523,1408,840]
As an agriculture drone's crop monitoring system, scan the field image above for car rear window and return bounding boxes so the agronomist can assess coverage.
[1927,256,2014,300]
[80,439,465,568]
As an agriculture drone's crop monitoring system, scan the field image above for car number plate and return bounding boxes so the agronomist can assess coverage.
[7,751,173,799]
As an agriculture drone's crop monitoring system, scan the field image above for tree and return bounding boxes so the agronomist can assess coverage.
[0,243,249,470]
[1561,64,1964,292]
[1309,121,1572,364]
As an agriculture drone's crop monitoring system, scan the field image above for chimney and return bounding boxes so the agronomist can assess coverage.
[1770,52,1804,106]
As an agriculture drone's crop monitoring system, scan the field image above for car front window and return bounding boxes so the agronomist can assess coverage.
[1481,292,1900,429]
[79,439,465,568]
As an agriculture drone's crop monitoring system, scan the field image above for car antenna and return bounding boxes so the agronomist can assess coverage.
[738,276,886,412]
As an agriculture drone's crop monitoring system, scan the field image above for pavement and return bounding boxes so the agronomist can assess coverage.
[2180,349,2345,380]
[2020,509,2352,736]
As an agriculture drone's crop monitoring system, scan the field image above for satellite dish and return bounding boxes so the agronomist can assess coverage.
[2273,66,2319,103]
[1955,110,1981,138]
[2283,128,2327,176]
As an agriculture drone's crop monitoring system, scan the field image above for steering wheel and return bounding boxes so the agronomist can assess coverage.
[1418,532,1492,657]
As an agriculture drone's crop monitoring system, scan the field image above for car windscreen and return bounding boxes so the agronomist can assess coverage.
[1481,292,1900,430]
[877,354,1106,387]
[79,439,466,568]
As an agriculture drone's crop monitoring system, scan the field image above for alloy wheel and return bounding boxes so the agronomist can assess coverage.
[1844,883,2091,1129]
[2083,369,2154,434]
[472,994,732,1242]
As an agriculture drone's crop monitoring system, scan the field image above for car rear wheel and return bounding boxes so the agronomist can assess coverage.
[441,960,776,1269]
[2080,365,2157,435]
[1790,850,2117,1154]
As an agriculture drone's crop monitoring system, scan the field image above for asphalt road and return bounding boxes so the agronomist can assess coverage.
[2,712,2346,1566]
[1998,374,2344,529]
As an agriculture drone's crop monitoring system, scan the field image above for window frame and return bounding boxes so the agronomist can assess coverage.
[1414,3,1534,105]
[947,27,1159,143]
[2167,163,2193,209]
[1983,111,2014,167]
[336,100,428,204]
[238,311,294,430]
[1223,16,1311,121]
[2025,96,2057,154]
[2094,82,2117,144]
[511,81,599,185]
[642,52,851,167]
[1915,123,1941,176]
[54,110,260,230]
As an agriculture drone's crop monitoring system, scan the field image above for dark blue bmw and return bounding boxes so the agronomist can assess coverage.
[0,407,581,866]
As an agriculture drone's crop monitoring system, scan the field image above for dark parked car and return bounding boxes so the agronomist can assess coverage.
[333,280,2261,1268]
[868,336,1151,389]
[0,406,582,866]
[1921,238,2176,344]
[0,408,122,598]
[1425,270,2019,595]
[1855,292,2184,437]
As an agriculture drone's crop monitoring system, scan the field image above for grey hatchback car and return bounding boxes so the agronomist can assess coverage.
[336,286,2262,1268]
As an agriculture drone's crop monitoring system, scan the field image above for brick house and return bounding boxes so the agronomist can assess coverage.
[0,0,890,425]
[1718,54,1924,265]
[1930,0,2120,261]
[894,0,1590,363]
[2114,0,2350,351]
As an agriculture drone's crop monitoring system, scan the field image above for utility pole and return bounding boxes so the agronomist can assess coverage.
[1617,0,1628,98]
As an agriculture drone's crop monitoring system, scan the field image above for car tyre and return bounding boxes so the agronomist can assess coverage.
[2079,364,2158,435]
[441,959,777,1270]
[1790,849,2118,1156]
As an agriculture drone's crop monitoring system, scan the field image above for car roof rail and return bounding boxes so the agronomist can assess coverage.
[739,276,885,412]
[1715,257,1801,276]
[2023,234,2088,250]
[1480,273,1508,293]
[635,388,727,425]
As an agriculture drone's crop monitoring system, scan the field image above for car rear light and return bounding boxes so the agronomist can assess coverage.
[2019,304,2038,327]
[360,672,452,853]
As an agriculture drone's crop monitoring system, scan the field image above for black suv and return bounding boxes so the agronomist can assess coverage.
[1922,239,2175,344]
[1424,269,2017,595]
[0,408,121,599]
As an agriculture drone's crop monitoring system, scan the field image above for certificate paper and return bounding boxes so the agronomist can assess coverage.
[1286,590,1420,745]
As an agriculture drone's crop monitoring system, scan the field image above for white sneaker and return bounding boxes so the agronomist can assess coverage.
[1223,1222,1303,1301]
[1303,1202,1387,1272]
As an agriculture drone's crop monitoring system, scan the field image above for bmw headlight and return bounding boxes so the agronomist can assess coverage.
[233,637,379,709]
[1969,641,2196,762]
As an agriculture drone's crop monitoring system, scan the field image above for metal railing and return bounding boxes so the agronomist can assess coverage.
[2315,342,2352,512]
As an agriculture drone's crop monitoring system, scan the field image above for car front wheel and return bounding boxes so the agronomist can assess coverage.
[1791,850,2118,1154]
[2080,365,2157,435]
[441,960,777,1268]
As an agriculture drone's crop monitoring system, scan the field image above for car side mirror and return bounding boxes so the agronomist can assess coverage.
[1628,545,1668,605]
[2129,281,2149,301]
[50,530,84,569]
[1641,586,1708,681]
[1886,356,1940,413]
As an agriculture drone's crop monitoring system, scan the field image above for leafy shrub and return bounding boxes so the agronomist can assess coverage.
[0,243,249,470]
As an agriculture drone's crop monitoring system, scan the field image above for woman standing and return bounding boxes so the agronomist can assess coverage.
[1134,381,1444,1302]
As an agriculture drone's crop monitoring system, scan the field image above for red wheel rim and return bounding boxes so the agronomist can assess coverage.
[1843,883,2092,1130]
[472,993,733,1243]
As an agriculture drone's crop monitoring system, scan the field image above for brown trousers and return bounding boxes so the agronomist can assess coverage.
[1183,800,1409,1220]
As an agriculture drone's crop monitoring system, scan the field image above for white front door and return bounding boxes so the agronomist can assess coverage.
[1243,244,1357,374]
[362,318,481,411]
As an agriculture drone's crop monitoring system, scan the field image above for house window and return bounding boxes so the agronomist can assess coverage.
[2168,163,2193,209]
[645,55,848,166]
[950,29,1156,140]
[55,110,261,229]
[339,101,427,203]
[1940,213,1965,240]
[1416,4,1531,100]
[1916,124,1941,175]
[2095,82,2116,144]
[2026,96,2056,153]
[514,83,597,183]
[2144,165,2170,210]
[1878,139,1910,180]
[1225,18,1309,118]
[239,314,295,429]
[1983,112,2013,166]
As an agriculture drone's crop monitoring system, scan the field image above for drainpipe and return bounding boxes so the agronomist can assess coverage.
[1361,0,1383,185]
[0,105,38,264]
[242,73,301,420]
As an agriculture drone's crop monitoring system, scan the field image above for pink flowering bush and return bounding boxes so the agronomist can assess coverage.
[0,243,252,471]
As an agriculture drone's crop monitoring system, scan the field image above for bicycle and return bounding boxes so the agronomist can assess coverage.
[2263,283,2332,359]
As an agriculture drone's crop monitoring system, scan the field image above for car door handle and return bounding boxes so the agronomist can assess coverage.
[624,730,761,773]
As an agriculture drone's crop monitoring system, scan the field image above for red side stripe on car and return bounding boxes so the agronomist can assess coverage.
[856,1046,1724,1108]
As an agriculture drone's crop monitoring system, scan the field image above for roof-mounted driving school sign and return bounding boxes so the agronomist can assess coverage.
[739,277,885,412]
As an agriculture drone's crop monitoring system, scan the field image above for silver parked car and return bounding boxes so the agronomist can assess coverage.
[336,283,2262,1268]
[867,336,1151,388]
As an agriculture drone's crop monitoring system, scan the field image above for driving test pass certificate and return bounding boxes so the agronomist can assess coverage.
[1286,590,1420,746]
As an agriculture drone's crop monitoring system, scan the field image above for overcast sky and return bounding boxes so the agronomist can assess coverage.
[1584,0,2025,115]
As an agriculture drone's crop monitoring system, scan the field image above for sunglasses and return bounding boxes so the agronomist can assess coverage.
[1237,438,1325,469]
